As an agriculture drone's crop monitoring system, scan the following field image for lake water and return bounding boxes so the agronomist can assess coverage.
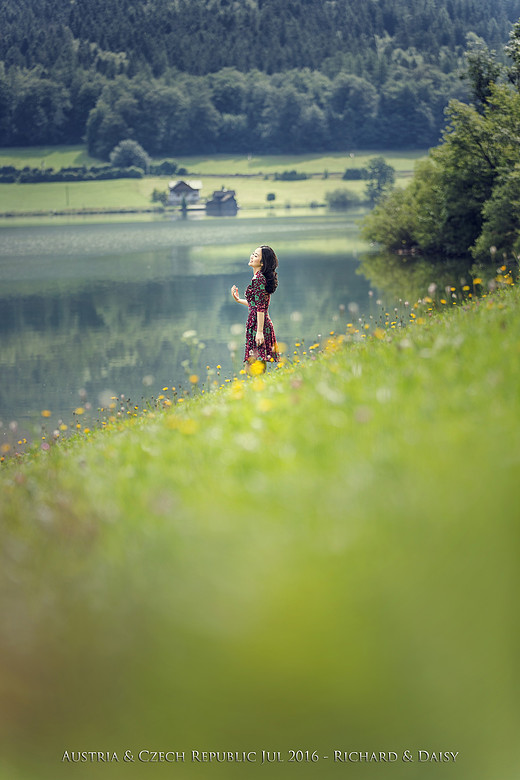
[0,210,382,446]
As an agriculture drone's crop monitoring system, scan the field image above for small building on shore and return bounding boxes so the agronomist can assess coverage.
[168,180,202,206]
[205,188,238,216]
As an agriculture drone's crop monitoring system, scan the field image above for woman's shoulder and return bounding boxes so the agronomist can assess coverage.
[254,272,267,283]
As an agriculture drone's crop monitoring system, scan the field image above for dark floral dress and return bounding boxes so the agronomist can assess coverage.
[244,272,278,363]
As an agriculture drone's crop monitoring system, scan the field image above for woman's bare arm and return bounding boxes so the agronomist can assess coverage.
[256,311,265,345]
[231,285,248,305]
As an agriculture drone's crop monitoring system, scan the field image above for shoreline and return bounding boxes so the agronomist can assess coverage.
[0,203,334,224]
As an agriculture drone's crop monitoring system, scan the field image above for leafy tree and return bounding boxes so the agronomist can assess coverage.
[151,187,168,206]
[298,104,329,150]
[67,72,106,140]
[362,79,520,264]
[86,102,128,158]
[361,186,418,251]
[260,84,305,151]
[209,68,246,114]
[473,165,520,263]
[0,63,13,144]
[365,156,396,204]
[9,68,71,144]
[217,113,248,152]
[109,139,150,171]
[376,81,438,148]
[182,81,221,152]
[505,20,520,90]
[132,81,189,155]
[463,33,503,112]
[328,73,378,147]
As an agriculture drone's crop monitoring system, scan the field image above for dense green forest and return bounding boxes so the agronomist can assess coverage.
[1,0,520,155]
[361,20,520,267]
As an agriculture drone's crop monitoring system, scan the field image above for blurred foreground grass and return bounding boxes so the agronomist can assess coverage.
[1,285,519,779]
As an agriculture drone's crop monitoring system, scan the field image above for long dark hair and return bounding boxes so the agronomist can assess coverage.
[261,245,278,294]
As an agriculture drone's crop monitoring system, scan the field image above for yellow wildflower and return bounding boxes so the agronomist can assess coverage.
[249,360,266,376]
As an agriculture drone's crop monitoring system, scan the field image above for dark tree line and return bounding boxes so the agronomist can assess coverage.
[82,66,468,158]
[1,0,520,155]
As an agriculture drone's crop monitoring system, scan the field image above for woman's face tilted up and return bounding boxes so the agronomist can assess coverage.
[248,247,263,273]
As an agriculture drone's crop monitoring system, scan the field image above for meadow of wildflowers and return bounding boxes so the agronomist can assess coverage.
[0,275,518,780]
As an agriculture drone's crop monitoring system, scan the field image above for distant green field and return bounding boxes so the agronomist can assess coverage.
[0,145,99,169]
[0,145,424,215]
[0,176,384,214]
[170,150,425,175]
[202,175,369,208]
[0,145,426,175]
[0,178,163,213]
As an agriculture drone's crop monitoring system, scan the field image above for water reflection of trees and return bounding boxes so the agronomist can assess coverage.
[359,250,473,303]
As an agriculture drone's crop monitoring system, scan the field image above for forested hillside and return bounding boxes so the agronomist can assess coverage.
[1,0,520,155]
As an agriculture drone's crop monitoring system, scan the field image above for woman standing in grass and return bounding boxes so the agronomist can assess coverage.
[231,245,279,366]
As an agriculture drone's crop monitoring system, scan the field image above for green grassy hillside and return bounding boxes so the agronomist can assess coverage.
[1,279,518,780]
